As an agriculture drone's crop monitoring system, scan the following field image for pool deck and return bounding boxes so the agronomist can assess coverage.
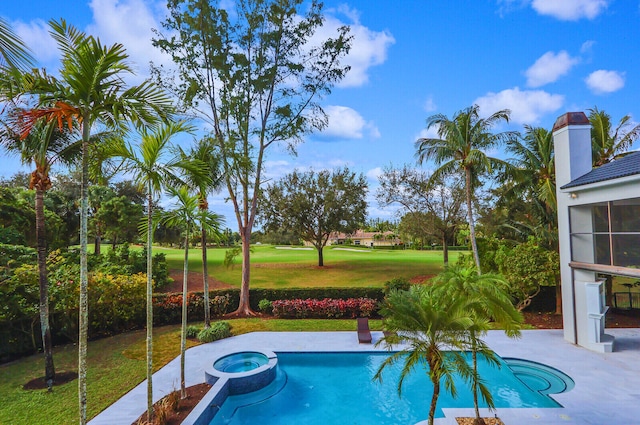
[88,328,640,425]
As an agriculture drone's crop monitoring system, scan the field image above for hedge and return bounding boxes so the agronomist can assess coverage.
[271,298,377,318]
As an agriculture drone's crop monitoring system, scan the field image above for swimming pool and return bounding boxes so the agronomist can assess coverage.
[206,352,572,425]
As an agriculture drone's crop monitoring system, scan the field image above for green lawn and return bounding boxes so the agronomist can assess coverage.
[0,319,382,425]
[157,244,462,288]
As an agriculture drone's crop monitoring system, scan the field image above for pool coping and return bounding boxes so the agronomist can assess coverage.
[88,328,640,425]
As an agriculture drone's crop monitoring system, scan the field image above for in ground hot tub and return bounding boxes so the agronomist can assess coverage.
[205,349,278,395]
[214,351,269,373]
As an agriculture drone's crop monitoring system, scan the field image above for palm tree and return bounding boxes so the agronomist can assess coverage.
[163,186,198,399]
[432,266,523,425]
[504,125,557,244]
[180,137,225,328]
[8,20,174,424]
[0,17,34,71]
[108,121,206,419]
[415,104,516,274]
[374,285,493,425]
[589,106,640,167]
[162,185,223,398]
[0,117,80,391]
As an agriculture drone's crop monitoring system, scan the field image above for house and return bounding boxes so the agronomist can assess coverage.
[301,230,399,248]
[328,230,399,247]
[553,111,640,353]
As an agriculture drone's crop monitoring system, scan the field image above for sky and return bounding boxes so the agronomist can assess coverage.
[2,0,639,228]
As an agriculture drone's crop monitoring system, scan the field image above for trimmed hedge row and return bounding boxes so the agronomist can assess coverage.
[271,298,377,319]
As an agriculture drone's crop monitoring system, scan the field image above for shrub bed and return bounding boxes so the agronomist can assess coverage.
[271,297,378,319]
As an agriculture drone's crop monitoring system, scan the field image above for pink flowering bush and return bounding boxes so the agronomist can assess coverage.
[271,297,377,319]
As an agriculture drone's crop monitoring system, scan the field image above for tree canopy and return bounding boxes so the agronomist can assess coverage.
[153,0,352,314]
[260,167,367,266]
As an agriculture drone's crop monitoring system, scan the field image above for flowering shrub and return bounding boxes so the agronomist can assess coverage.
[271,297,378,319]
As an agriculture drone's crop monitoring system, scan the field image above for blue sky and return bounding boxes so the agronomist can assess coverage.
[2,0,639,226]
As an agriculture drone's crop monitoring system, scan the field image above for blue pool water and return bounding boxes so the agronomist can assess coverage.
[209,352,570,425]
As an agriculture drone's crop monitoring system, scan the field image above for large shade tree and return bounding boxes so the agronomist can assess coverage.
[376,165,465,266]
[153,0,352,314]
[0,117,79,391]
[259,167,367,266]
[415,104,516,274]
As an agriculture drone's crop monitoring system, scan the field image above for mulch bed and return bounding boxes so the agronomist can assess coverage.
[456,418,504,425]
[23,370,78,390]
[162,270,233,293]
[132,383,212,425]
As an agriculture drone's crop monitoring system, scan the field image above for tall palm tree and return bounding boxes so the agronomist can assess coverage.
[0,17,34,71]
[163,186,199,399]
[9,20,174,424]
[589,106,640,167]
[107,121,206,419]
[0,117,80,391]
[162,185,222,398]
[415,104,516,274]
[374,285,493,425]
[432,266,523,425]
[180,137,225,328]
[503,125,557,244]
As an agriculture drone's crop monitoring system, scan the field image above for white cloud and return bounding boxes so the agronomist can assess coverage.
[525,50,579,87]
[13,19,58,65]
[531,0,609,21]
[474,87,564,124]
[321,105,379,139]
[423,96,437,112]
[416,126,441,141]
[319,10,395,88]
[366,167,383,181]
[585,70,625,94]
[262,159,293,181]
[87,0,172,82]
[581,40,595,54]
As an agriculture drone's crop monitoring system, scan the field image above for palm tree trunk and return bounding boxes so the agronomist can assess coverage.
[145,191,154,421]
[201,224,210,328]
[35,187,55,390]
[78,129,90,425]
[429,375,440,425]
[465,167,482,274]
[181,229,189,399]
[471,340,485,424]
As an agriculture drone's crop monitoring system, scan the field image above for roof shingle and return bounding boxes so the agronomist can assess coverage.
[561,151,640,189]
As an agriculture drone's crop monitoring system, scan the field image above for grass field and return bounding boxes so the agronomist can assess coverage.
[156,244,463,287]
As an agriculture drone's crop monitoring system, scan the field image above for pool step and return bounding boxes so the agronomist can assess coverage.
[503,358,574,395]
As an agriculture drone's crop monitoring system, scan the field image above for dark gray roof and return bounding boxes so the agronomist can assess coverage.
[561,151,640,189]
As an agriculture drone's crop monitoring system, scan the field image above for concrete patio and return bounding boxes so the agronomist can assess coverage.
[89,328,640,425]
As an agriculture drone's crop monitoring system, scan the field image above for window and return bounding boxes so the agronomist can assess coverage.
[570,199,640,268]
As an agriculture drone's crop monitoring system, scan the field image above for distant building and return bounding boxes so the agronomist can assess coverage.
[303,230,399,248]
